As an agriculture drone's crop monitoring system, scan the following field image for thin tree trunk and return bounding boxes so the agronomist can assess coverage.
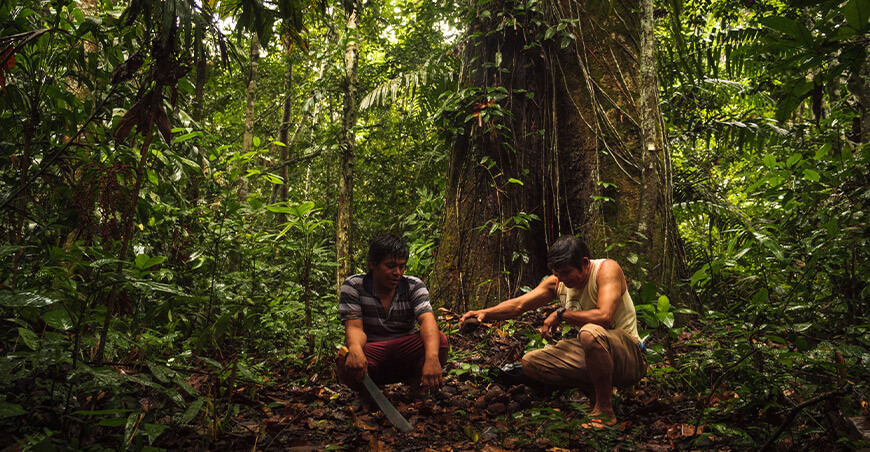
[94,127,154,364]
[272,55,293,221]
[192,14,207,123]
[239,32,260,202]
[336,2,359,289]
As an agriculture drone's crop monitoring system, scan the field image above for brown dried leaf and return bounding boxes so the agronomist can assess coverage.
[153,103,173,144]
[353,415,377,431]
[680,423,704,437]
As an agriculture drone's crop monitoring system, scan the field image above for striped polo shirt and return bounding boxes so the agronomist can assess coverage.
[338,273,434,342]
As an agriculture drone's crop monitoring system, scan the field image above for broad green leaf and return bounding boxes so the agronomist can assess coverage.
[174,375,199,397]
[754,233,785,261]
[176,156,200,171]
[786,153,801,167]
[142,423,168,444]
[775,79,813,121]
[295,201,315,216]
[149,362,176,383]
[763,154,777,169]
[253,136,261,147]
[758,16,813,46]
[135,254,165,270]
[91,258,124,268]
[0,401,26,418]
[175,397,205,425]
[261,173,284,185]
[99,417,129,427]
[172,131,203,143]
[793,323,812,332]
[0,291,58,308]
[72,8,84,24]
[657,295,670,314]
[123,412,139,445]
[843,0,870,31]
[751,288,769,304]
[146,168,159,185]
[656,311,675,328]
[145,256,166,269]
[199,356,223,369]
[544,27,556,40]
[129,281,188,297]
[814,143,831,160]
[135,254,150,270]
[43,309,74,331]
[690,265,709,287]
[18,328,40,350]
[266,205,292,213]
[803,169,820,182]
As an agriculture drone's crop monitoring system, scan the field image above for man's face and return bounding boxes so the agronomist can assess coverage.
[552,259,590,289]
[370,255,407,291]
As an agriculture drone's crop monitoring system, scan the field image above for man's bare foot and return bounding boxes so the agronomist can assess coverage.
[580,412,617,429]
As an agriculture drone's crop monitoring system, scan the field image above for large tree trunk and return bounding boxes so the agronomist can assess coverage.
[432,0,692,311]
[336,1,359,289]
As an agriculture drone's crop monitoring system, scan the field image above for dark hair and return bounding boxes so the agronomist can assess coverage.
[367,233,409,267]
[547,235,590,270]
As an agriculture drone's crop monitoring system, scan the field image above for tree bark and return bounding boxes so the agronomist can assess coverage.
[192,13,207,123]
[239,32,260,202]
[271,52,293,221]
[336,1,359,289]
[432,0,692,311]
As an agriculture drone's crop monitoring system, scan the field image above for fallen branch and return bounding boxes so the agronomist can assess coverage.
[759,383,850,452]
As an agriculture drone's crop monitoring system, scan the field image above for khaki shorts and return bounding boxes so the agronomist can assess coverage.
[522,324,647,388]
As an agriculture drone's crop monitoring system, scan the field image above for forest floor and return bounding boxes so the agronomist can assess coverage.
[154,311,739,451]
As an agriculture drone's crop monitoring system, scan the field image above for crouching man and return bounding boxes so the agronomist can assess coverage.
[460,235,646,427]
[337,233,448,401]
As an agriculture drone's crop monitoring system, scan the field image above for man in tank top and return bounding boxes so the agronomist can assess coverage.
[460,235,646,428]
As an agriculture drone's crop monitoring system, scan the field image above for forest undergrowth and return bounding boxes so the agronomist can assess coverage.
[4,308,863,451]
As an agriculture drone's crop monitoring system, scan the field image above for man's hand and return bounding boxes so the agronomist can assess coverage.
[540,309,562,340]
[344,346,368,382]
[460,310,487,324]
[420,357,444,389]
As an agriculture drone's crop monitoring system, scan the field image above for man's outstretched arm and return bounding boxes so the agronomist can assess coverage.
[461,275,559,323]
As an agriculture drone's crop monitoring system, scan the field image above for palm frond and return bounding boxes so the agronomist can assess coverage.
[359,56,453,111]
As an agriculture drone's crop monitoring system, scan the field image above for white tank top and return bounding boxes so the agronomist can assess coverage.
[556,259,641,342]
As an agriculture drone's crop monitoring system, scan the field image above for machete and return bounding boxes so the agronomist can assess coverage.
[339,346,413,433]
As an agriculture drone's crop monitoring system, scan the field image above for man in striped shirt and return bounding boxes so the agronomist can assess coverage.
[337,233,448,398]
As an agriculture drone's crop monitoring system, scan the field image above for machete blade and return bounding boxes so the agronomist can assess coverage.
[361,374,413,433]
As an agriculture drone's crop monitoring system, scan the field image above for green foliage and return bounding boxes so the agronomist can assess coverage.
[1,0,867,448]
[660,0,870,447]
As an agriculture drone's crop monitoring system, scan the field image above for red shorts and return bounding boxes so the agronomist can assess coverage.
[337,331,448,385]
